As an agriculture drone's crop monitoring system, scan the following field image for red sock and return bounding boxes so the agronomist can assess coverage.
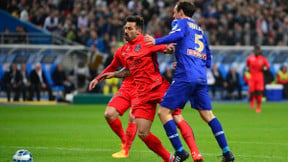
[177,120,200,154]
[107,118,126,144]
[141,132,171,161]
[256,95,262,109]
[250,95,255,108]
[125,123,137,151]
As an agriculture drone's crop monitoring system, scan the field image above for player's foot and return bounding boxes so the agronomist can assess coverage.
[191,152,204,162]
[162,154,175,162]
[173,150,189,162]
[221,151,234,162]
[111,149,129,158]
[256,107,261,113]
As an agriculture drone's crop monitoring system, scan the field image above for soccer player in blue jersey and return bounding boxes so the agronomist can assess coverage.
[144,1,235,162]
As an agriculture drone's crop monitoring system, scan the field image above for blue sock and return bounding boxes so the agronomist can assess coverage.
[164,120,184,154]
[208,118,230,154]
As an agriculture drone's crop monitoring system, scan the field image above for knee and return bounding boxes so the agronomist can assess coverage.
[199,111,215,123]
[137,129,149,139]
[172,114,183,125]
[104,107,118,121]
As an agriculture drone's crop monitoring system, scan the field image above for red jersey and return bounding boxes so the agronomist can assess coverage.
[122,34,167,96]
[246,54,270,80]
[95,45,136,90]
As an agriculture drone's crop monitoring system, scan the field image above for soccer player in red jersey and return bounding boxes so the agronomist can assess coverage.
[99,15,203,162]
[246,45,270,113]
[89,45,137,158]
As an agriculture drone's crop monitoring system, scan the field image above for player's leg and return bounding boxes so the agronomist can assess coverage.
[248,80,256,109]
[104,106,126,143]
[173,112,203,162]
[123,109,136,155]
[159,81,191,161]
[194,85,234,161]
[104,90,131,158]
[255,79,264,113]
[133,102,173,162]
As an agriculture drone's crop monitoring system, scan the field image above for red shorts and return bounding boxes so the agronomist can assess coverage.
[133,81,182,121]
[107,88,137,116]
[248,79,264,92]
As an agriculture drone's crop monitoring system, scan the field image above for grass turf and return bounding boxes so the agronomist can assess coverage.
[0,102,288,162]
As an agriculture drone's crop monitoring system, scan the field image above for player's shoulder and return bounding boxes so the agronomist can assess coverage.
[115,44,128,55]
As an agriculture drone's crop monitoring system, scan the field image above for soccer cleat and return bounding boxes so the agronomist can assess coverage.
[111,149,129,158]
[162,154,175,162]
[173,150,189,162]
[256,108,261,113]
[221,151,234,162]
[191,152,204,162]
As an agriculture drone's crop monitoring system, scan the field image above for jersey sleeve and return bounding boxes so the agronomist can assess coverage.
[94,48,122,80]
[148,44,166,53]
[155,19,185,45]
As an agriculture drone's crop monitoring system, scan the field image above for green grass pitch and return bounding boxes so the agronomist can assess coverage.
[1,102,288,162]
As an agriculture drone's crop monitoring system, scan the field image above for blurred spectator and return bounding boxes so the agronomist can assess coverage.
[20,4,29,21]
[19,64,33,101]
[2,64,22,102]
[43,10,59,32]
[52,64,75,97]
[31,7,46,28]
[73,61,90,93]
[276,65,288,99]
[86,45,103,80]
[77,10,88,29]
[211,64,226,99]
[30,63,55,101]
[226,68,242,100]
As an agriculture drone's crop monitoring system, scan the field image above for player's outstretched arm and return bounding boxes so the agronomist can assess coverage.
[114,67,131,78]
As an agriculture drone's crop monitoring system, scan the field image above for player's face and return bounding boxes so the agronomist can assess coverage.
[124,22,140,42]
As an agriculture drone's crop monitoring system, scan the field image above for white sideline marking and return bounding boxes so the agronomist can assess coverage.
[1,145,287,160]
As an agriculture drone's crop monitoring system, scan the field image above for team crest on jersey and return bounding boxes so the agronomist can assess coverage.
[135,44,141,52]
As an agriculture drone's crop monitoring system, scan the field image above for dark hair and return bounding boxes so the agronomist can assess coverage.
[176,1,196,17]
[125,15,144,31]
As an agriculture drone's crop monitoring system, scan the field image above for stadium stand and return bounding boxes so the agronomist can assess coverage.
[0,0,288,102]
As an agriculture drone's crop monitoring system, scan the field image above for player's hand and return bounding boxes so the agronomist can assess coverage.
[89,79,98,91]
[164,43,175,54]
[172,62,177,69]
[144,34,155,45]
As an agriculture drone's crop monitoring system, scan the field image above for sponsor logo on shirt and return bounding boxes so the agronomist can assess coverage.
[129,58,143,67]
[187,49,206,60]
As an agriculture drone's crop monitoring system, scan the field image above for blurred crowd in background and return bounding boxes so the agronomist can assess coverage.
[1,0,288,48]
[1,0,288,101]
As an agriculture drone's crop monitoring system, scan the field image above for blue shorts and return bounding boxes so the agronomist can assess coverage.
[160,81,212,110]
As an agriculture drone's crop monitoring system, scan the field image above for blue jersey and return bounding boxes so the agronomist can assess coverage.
[156,18,211,84]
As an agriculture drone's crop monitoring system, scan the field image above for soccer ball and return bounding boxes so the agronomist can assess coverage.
[13,149,33,162]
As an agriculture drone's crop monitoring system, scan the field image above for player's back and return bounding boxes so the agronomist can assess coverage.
[173,18,211,84]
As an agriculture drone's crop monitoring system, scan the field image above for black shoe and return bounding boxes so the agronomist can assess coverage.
[173,150,189,162]
[221,152,234,162]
